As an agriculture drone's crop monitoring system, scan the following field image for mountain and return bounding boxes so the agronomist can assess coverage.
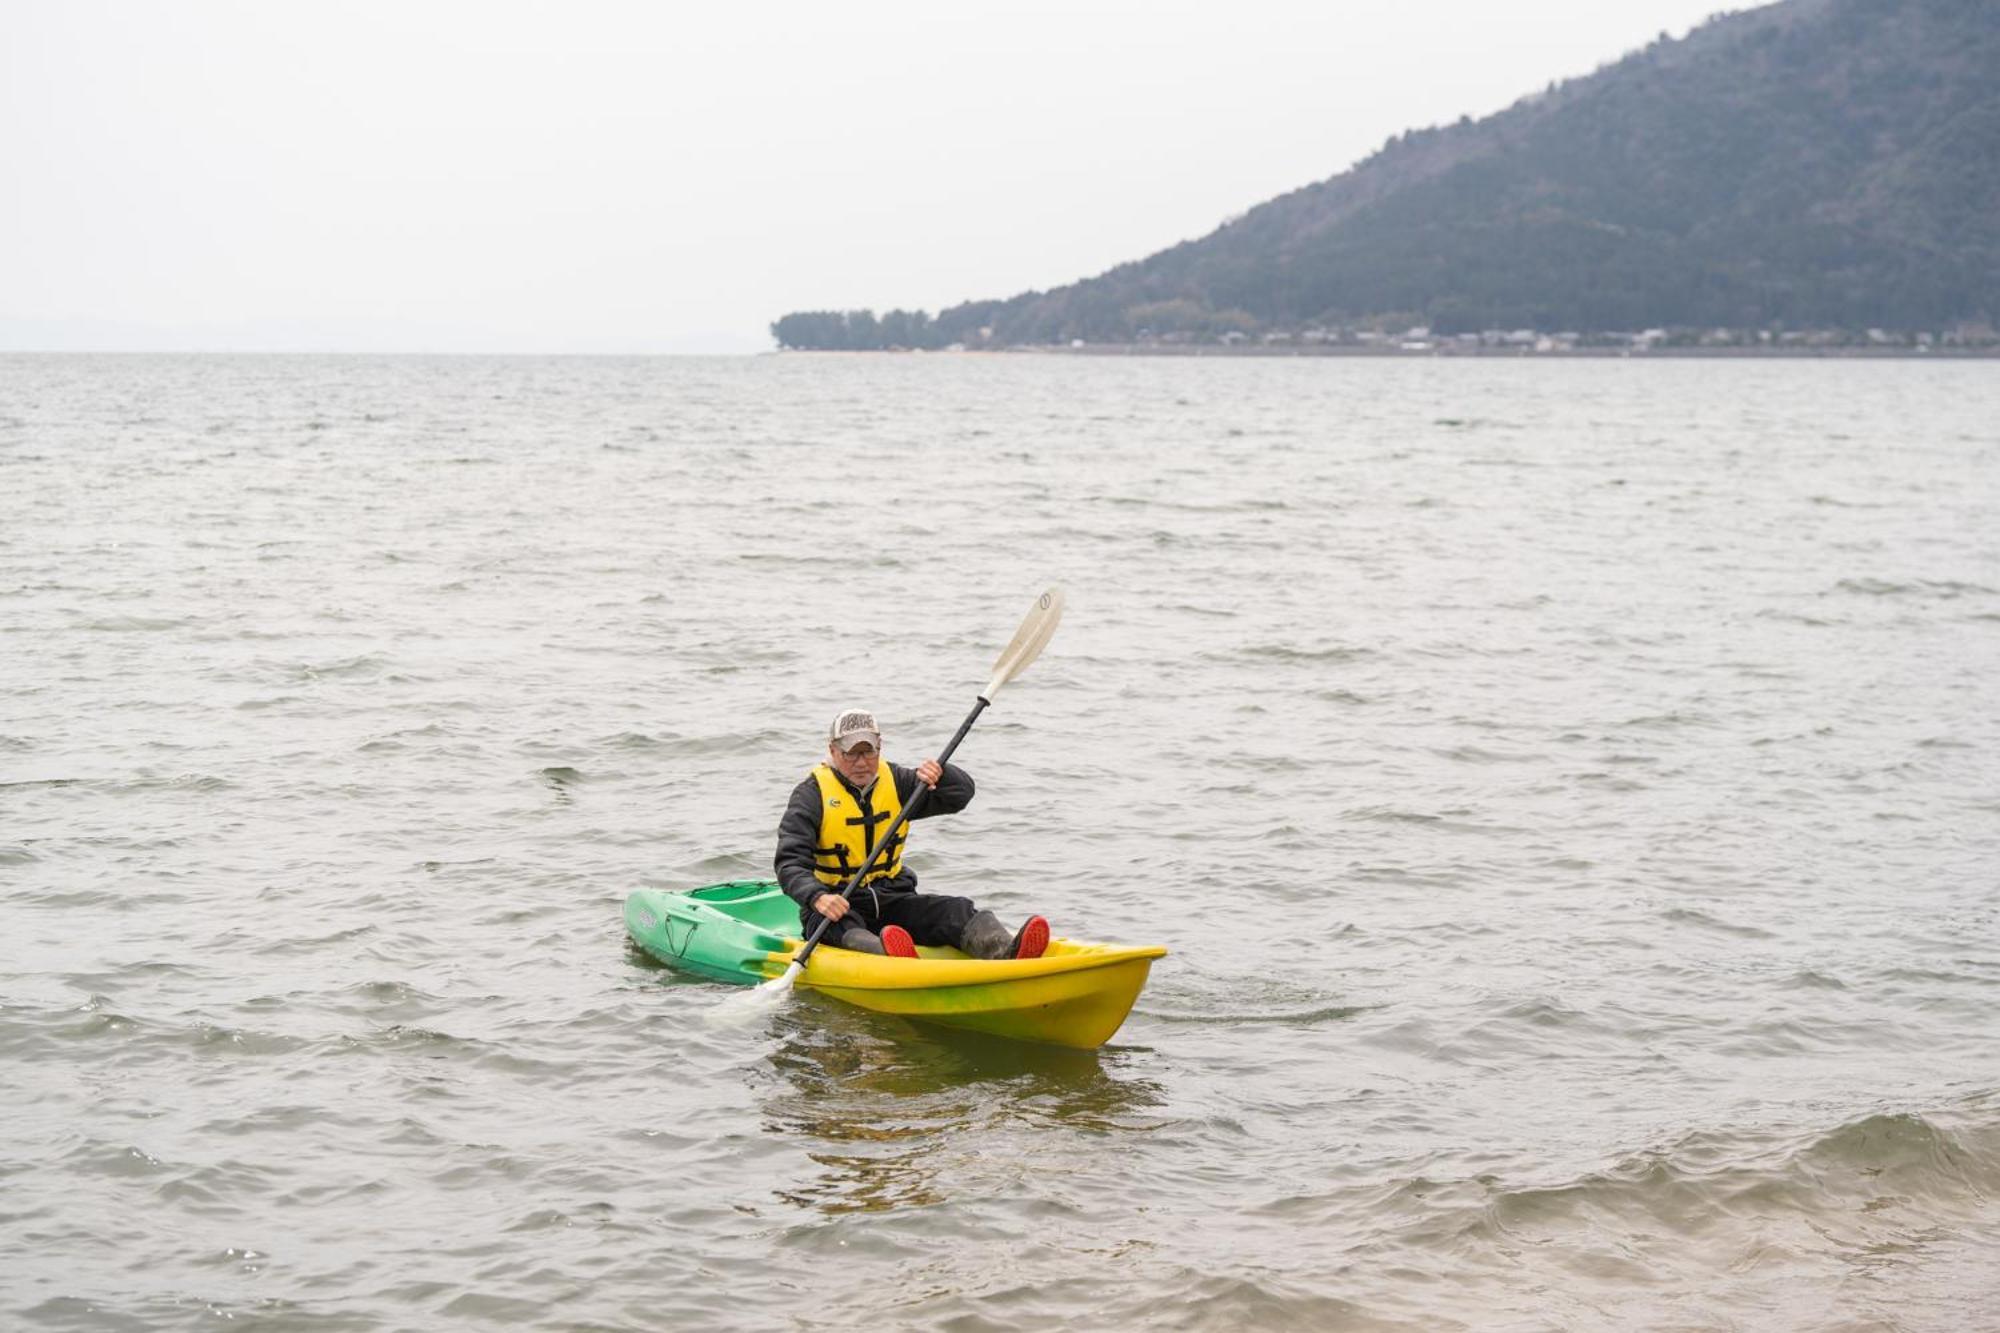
[772,0,2000,349]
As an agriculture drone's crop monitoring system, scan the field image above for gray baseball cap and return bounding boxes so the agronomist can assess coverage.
[828,709,881,752]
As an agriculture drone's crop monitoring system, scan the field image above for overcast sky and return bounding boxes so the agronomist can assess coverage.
[4,0,1754,353]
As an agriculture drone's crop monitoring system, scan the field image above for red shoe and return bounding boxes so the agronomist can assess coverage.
[881,925,918,959]
[1009,916,1049,960]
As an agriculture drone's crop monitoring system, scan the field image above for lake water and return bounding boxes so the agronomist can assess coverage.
[3,352,1998,1331]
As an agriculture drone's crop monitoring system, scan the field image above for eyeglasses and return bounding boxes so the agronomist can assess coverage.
[835,744,878,761]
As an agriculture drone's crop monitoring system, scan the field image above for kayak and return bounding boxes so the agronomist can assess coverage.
[624,881,1166,1050]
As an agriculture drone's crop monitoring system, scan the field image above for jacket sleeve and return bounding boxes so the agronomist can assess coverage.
[893,761,974,818]
[774,777,826,909]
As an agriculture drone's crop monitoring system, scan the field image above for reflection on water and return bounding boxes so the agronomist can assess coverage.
[758,993,1167,1215]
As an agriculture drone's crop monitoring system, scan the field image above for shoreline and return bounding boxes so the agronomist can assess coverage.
[772,343,2000,360]
[1009,342,2000,360]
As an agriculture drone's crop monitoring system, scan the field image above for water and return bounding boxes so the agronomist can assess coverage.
[3,352,1998,1331]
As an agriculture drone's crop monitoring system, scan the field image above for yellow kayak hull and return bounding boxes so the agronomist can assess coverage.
[786,938,1167,1050]
[626,882,1165,1049]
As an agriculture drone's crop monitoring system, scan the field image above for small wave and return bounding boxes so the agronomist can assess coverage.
[285,652,392,681]
[1431,745,1545,765]
[153,773,235,793]
[1137,1001,1371,1026]
[1140,963,1371,1030]
[75,614,189,632]
[1119,1276,1373,1331]
[597,730,668,751]
[355,1023,468,1051]
[189,1245,270,1275]
[17,994,312,1060]
[1225,643,1373,664]
[1366,1097,2000,1297]
[1756,608,1843,626]
[1346,864,1472,889]
[620,728,792,757]
[504,1203,619,1233]
[1573,771,1649,792]
[1835,577,1997,599]
[154,1158,285,1207]
[1880,962,2000,985]
[1445,997,1634,1057]
[1341,806,1524,836]
[1496,997,1596,1028]
[354,977,425,1002]
[1801,1111,1995,1187]
[1618,711,1711,730]
[23,771,236,796]
[48,998,143,1042]
[184,1022,311,1056]
[677,852,768,880]
[255,924,377,954]
[20,887,120,909]
[60,1140,172,1179]
[1659,907,1776,939]
[1344,806,1439,825]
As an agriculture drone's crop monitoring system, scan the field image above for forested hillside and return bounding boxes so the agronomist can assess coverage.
[774,0,2000,349]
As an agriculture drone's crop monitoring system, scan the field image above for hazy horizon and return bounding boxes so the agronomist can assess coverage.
[6,0,1757,355]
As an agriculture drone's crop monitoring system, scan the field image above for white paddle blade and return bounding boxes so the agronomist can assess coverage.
[981,586,1065,701]
[705,961,800,1026]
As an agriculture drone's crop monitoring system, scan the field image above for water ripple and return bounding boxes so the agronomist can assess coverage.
[2,354,1997,1331]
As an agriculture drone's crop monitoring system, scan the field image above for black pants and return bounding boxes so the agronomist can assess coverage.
[804,886,978,948]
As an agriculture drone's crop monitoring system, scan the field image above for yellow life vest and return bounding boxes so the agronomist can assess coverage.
[809,761,905,889]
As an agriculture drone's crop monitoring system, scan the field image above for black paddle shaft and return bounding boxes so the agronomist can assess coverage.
[791,695,991,968]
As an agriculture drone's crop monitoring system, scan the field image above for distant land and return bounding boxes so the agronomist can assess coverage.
[773,0,2000,354]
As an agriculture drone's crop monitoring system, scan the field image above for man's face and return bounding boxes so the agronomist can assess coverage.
[829,740,880,787]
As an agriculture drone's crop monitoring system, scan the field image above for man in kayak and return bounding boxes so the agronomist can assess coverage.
[775,708,1049,961]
